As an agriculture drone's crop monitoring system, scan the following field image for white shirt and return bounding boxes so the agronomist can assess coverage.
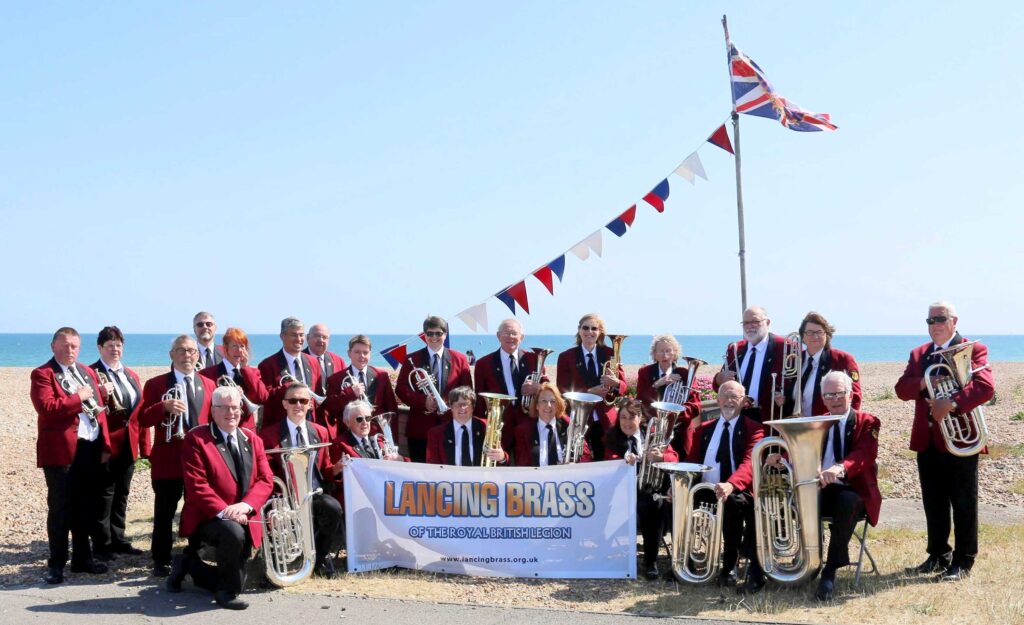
[222,359,238,379]
[537,418,563,466]
[581,346,600,422]
[701,415,739,485]
[800,351,820,418]
[628,432,645,457]
[822,410,850,471]
[427,347,445,381]
[286,419,311,447]
[739,337,768,403]
[62,364,99,441]
[173,368,198,424]
[99,358,137,408]
[453,420,475,466]
[500,349,520,396]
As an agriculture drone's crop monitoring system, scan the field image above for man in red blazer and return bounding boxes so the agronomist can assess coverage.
[554,313,627,461]
[258,317,323,429]
[426,387,509,466]
[139,335,216,577]
[895,301,994,582]
[90,326,147,558]
[170,385,273,610]
[32,327,112,584]
[330,400,409,511]
[686,380,765,592]
[396,316,472,462]
[199,327,270,430]
[635,334,702,458]
[193,311,223,370]
[713,306,787,424]
[322,334,399,440]
[473,319,544,459]
[304,323,347,398]
[259,382,344,578]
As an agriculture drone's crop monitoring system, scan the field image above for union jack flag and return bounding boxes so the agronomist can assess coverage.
[728,44,837,132]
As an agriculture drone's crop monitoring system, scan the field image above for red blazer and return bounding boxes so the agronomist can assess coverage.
[180,425,274,547]
[713,334,787,422]
[90,360,148,459]
[303,349,347,395]
[604,430,680,463]
[513,416,592,467]
[257,350,323,429]
[199,362,270,430]
[330,430,409,509]
[686,415,764,493]
[635,363,702,457]
[395,347,473,441]
[259,419,336,492]
[426,417,508,465]
[555,345,627,435]
[895,334,994,454]
[781,347,863,417]
[139,370,216,480]
[474,349,547,452]
[831,410,882,526]
[322,365,399,440]
[32,360,112,467]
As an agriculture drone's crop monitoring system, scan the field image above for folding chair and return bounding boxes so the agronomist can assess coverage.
[821,513,879,586]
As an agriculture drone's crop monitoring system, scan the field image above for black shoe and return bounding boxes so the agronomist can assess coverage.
[70,560,108,574]
[44,566,65,585]
[93,550,116,562]
[643,563,659,581]
[906,554,951,575]
[815,577,835,601]
[109,542,144,556]
[214,590,249,610]
[717,570,738,587]
[935,564,970,582]
[166,560,187,593]
[152,564,171,577]
[738,569,766,594]
[313,559,337,579]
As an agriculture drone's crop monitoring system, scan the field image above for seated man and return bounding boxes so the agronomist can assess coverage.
[170,386,273,610]
[686,380,765,592]
[260,382,344,578]
[426,386,508,466]
[331,400,407,510]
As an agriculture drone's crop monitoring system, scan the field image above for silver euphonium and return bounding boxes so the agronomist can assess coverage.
[637,401,685,492]
[770,333,804,421]
[562,391,602,464]
[372,411,400,457]
[279,371,327,407]
[521,347,554,411]
[407,358,449,414]
[655,462,724,584]
[160,382,187,443]
[751,415,839,585]
[216,375,264,429]
[925,341,991,457]
[60,371,107,424]
[261,440,332,587]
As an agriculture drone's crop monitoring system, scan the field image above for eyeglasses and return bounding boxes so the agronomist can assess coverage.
[741,319,766,327]
[424,330,445,338]
[580,325,600,332]
[352,416,370,424]
[173,347,198,355]
[926,316,950,325]
[822,392,847,400]
[285,398,310,405]
[194,321,215,328]
[499,331,521,337]
[803,330,826,338]
[213,404,242,412]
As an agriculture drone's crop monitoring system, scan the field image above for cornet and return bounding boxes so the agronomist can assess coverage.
[341,373,371,405]
[279,371,327,407]
[407,358,448,413]
[96,371,126,413]
[161,382,187,443]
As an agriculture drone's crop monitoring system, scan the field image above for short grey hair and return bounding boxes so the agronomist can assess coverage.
[212,385,241,405]
[928,301,957,317]
[280,316,304,334]
[820,370,853,394]
[171,334,195,350]
[343,399,373,422]
[649,334,681,362]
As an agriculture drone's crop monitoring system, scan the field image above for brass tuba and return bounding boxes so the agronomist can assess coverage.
[925,341,991,457]
[602,335,628,405]
[261,441,332,587]
[520,348,554,411]
[637,401,685,492]
[406,359,449,414]
[751,415,839,585]
[654,462,723,584]
[478,392,515,467]
[562,391,602,463]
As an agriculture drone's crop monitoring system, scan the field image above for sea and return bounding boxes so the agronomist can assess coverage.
[2,334,1023,368]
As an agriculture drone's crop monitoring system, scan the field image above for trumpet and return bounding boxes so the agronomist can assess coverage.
[602,335,628,406]
[60,373,107,425]
[478,392,515,467]
[521,347,554,411]
[655,462,723,584]
[562,391,602,464]
[216,375,264,429]
[925,341,991,457]
[160,382,187,443]
[638,401,685,492]
[341,373,371,405]
[279,371,327,407]
[662,356,707,406]
[407,359,449,413]
[373,411,400,457]
[95,371,125,413]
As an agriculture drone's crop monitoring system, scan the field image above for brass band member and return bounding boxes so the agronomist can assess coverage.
[199,327,270,430]
[635,334,702,457]
[686,380,765,591]
[713,306,786,424]
[604,399,677,580]
[778,312,862,418]
[514,382,592,466]
[193,311,222,369]
[258,317,324,429]
[427,386,509,466]
[331,400,408,508]
[304,323,347,398]
[895,301,993,581]
[323,334,399,440]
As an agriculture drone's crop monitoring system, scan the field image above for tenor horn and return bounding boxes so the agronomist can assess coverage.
[602,335,628,406]
[654,462,723,584]
[216,375,263,428]
[562,391,602,464]
[478,392,515,467]
[925,341,991,457]
[521,348,554,411]
[637,401,684,493]
[407,359,449,413]
[372,411,400,457]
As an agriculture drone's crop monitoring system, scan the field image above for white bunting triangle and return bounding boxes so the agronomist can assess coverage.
[457,303,489,333]
[584,230,603,257]
[570,241,590,260]
[674,152,707,184]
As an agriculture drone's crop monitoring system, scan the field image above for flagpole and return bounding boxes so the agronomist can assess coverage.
[722,15,748,313]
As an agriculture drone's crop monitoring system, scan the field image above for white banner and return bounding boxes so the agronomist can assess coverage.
[344,459,637,578]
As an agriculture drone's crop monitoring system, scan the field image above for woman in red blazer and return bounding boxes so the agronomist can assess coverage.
[635,334,703,459]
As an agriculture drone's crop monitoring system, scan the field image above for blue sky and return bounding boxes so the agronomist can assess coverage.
[2,2,1021,336]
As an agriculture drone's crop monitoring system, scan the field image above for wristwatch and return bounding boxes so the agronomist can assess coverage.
[950,399,959,413]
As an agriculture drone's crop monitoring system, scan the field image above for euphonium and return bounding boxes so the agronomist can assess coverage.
[769,333,803,421]
[373,411,400,457]
[521,347,554,411]
[637,401,685,492]
[261,440,332,587]
[602,335,628,405]
[160,383,187,443]
[654,462,723,584]
[216,375,264,429]
[96,371,125,413]
[478,392,515,467]
[407,358,449,413]
[279,371,327,407]
[751,415,839,585]
[562,391,602,464]
[925,341,991,457]
[662,356,707,406]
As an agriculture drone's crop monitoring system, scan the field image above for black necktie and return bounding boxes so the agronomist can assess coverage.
[586,352,597,381]
[227,434,243,487]
[294,358,304,382]
[296,426,306,447]
[233,367,244,386]
[205,348,214,368]
[509,354,519,393]
[109,368,131,408]
[802,355,814,391]
[460,425,473,466]
[184,376,197,428]
[432,353,441,388]
[546,424,558,466]
[741,348,758,397]
[717,421,733,482]
[831,422,843,461]
[359,369,366,388]
[628,436,638,456]
[318,357,328,395]
[363,437,378,459]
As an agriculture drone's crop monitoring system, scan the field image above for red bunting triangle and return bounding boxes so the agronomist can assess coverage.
[707,124,734,154]
[507,281,530,314]
[533,266,555,295]
[620,204,636,226]
[643,192,665,213]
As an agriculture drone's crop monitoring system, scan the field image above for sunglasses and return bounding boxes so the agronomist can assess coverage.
[925,316,950,325]
[285,398,310,405]
[424,330,445,338]
[194,321,215,328]
[580,325,600,332]
[352,416,370,424]
[822,392,847,400]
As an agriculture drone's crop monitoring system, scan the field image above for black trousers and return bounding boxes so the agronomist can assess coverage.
[820,484,864,571]
[694,488,756,573]
[917,445,978,568]
[312,493,344,562]
[191,519,252,595]
[151,478,184,566]
[407,438,427,463]
[99,443,136,549]
[585,422,605,462]
[42,438,105,569]
[637,490,670,565]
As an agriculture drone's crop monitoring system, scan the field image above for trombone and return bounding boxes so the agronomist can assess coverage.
[769,332,803,421]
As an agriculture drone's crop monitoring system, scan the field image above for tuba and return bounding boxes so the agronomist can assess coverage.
[407,358,449,413]
[261,440,332,587]
[655,462,723,584]
[769,332,803,421]
[216,375,264,430]
[478,392,515,467]
[602,335,628,405]
[637,401,685,492]
[373,411,400,457]
[562,391,602,464]
[751,415,839,585]
[925,341,991,457]
[662,356,707,406]
[160,382,187,443]
[520,348,554,411]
